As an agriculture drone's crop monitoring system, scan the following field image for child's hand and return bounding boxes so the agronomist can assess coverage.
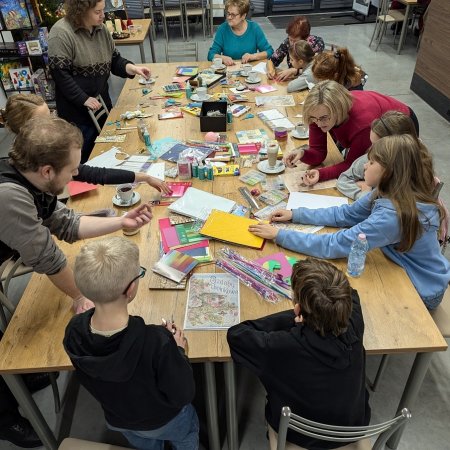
[248,223,279,240]
[269,209,293,222]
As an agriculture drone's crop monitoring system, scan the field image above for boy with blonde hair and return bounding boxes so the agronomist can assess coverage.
[64,236,198,449]
[227,258,370,449]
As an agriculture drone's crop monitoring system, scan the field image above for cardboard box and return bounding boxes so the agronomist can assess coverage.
[200,101,227,132]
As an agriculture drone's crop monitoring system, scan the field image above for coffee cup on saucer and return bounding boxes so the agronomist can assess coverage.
[295,123,307,136]
[247,71,259,82]
[116,183,134,204]
[241,64,252,77]
[196,86,208,101]
[212,57,222,68]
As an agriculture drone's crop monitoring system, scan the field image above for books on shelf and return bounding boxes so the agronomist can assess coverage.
[152,249,199,283]
[184,273,240,330]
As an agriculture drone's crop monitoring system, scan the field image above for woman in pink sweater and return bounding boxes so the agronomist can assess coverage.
[284,80,418,185]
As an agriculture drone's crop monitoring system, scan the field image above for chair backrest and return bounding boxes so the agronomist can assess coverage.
[276,407,411,450]
[432,179,449,251]
[124,0,145,18]
[88,95,111,133]
[165,41,198,62]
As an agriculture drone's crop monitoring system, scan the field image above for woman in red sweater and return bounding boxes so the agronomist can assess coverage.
[284,80,418,186]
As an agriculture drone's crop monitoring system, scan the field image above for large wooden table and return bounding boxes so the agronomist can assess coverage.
[0,62,446,450]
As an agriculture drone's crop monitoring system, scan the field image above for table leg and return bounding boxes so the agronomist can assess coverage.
[203,362,220,450]
[224,361,238,450]
[138,43,146,64]
[2,373,58,450]
[386,352,433,449]
[148,30,156,63]
[397,4,411,54]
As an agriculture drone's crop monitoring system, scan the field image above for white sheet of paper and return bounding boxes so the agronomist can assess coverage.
[286,192,348,210]
[85,147,122,169]
[259,109,285,120]
[251,62,267,74]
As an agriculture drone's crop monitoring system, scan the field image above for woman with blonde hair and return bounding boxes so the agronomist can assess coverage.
[312,47,366,90]
[251,134,450,309]
[283,81,417,185]
[4,94,171,194]
[207,0,273,65]
[286,40,316,93]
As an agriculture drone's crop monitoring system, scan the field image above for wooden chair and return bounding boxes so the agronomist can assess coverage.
[369,0,405,51]
[88,95,111,134]
[161,0,185,42]
[165,41,198,62]
[59,438,130,450]
[271,406,411,450]
[183,0,207,41]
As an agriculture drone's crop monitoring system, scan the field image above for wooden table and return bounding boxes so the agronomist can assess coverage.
[0,62,446,450]
[397,0,419,54]
[113,18,156,63]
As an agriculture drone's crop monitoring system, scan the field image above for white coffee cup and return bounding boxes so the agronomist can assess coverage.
[212,57,222,68]
[247,71,258,82]
[116,183,134,203]
[242,64,252,76]
[196,86,208,100]
[266,140,279,169]
[295,123,307,136]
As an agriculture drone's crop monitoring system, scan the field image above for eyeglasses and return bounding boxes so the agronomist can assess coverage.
[226,11,240,18]
[309,115,331,125]
[123,266,147,295]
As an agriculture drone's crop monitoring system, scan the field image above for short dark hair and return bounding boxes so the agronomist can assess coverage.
[291,258,352,336]
[9,117,83,173]
[286,15,311,40]
[65,0,102,28]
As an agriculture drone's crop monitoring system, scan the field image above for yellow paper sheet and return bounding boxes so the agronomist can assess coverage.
[200,210,264,249]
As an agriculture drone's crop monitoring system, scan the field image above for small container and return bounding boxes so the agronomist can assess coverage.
[185,81,192,99]
[178,158,192,180]
[274,126,288,142]
[206,163,214,180]
[226,105,233,131]
[200,101,227,132]
[191,159,198,178]
[198,162,205,180]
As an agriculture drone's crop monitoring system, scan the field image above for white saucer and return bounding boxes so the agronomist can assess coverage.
[245,76,262,84]
[211,64,226,70]
[291,130,309,139]
[138,77,155,85]
[257,160,285,174]
[112,191,141,207]
[190,93,211,102]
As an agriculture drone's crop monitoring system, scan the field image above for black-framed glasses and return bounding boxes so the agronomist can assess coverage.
[310,115,331,124]
[226,11,240,18]
[123,266,147,295]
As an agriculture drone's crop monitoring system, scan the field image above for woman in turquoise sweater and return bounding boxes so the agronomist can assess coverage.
[207,0,273,65]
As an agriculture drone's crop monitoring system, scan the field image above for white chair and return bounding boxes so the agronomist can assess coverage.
[59,438,130,450]
[369,0,405,51]
[87,95,110,134]
[165,41,198,62]
[183,0,207,41]
[272,406,411,450]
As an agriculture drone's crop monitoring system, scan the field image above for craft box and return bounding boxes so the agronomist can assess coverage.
[200,101,227,132]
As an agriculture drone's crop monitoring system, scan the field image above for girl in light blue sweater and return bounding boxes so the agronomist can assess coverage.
[249,135,450,309]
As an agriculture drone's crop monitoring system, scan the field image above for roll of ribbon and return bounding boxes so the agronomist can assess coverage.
[274,126,288,141]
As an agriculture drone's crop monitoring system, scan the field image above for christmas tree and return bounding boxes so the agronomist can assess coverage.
[38,0,66,28]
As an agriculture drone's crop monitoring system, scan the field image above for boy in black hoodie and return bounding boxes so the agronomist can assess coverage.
[64,236,198,450]
[227,258,370,450]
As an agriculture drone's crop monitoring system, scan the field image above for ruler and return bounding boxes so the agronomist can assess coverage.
[238,186,259,210]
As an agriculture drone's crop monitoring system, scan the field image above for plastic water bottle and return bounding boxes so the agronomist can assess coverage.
[347,233,369,277]
[185,81,192,99]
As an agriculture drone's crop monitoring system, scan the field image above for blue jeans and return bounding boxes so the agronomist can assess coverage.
[78,123,99,164]
[107,404,199,450]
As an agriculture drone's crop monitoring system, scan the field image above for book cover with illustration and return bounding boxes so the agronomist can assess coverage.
[184,273,240,330]
[0,60,21,90]
[152,249,199,283]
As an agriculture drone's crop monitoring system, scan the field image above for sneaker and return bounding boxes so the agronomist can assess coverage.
[0,416,42,448]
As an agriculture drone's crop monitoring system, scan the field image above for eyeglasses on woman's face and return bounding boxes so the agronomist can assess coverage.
[122,266,147,295]
[226,10,240,19]
[309,114,331,124]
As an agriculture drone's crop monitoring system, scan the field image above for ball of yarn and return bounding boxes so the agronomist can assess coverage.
[205,132,219,142]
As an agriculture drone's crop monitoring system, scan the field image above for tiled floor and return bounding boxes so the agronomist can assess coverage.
[1,16,450,450]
